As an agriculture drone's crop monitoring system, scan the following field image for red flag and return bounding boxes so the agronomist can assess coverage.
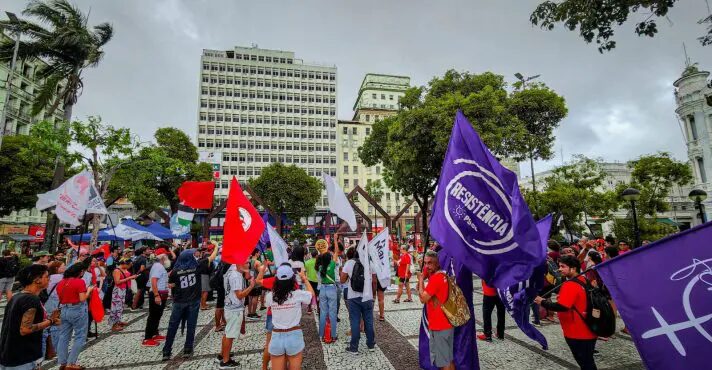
[222,177,265,265]
[177,181,215,209]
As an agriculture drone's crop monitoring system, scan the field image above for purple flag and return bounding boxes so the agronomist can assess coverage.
[419,249,479,370]
[430,111,544,289]
[497,214,552,349]
[257,213,271,252]
[596,222,712,370]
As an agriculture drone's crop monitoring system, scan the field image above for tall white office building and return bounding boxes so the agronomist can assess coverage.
[196,46,337,207]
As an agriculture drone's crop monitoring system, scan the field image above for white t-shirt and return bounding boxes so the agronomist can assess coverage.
[265,290,312,329]
[342,259,361,299]
[147,262,168,291]
[224,265,246,312]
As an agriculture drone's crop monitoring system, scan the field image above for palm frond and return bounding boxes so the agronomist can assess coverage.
[32,73,62,116]
[51,0,87,29]
[92,23,113,47]
[24,0,65,28]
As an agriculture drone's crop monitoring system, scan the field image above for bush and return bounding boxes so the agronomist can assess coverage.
[611,217,677,245]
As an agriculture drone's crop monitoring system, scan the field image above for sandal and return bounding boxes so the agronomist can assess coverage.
[392,299,400,304]
[404,299,413,303]
[379,316,385,322]
[111,324,124,332]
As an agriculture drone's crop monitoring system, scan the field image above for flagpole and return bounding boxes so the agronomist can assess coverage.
[77,210,88,251]
[106,212,117,250]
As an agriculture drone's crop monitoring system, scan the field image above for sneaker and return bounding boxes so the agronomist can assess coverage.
[142,339,160,347]
[161,354,171,362]
[182,349,193,358]
[214,353,234,363]
[245,314,260,321]
[218,359,240,369]
[153,335,166,341]
[345,347,358,354]
[477,334,492,342]
[496,335,505,340]
[368,346,376,352]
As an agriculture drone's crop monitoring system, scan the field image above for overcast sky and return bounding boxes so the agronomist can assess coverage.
[5,0,712,175]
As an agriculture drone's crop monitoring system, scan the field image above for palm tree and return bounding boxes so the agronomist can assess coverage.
[0,0,114,250]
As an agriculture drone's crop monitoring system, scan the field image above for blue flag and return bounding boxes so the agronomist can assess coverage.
[596,221,712,370]
[419,249,479,370]
[497,214,552,349]
[430,111,545,289]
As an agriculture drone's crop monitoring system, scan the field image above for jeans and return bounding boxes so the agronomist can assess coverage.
[531,302,541,324]
[57,303,88,365]
[346,297,375,350]
[43,294,60,358]
[145,291,167,340]
[0,362,36,370]
[482,295,505,339]
[565,338,597,370]
[336,285,342,316]
[268,330,305,356]
[162,300,200,356]
[318,285,338,339]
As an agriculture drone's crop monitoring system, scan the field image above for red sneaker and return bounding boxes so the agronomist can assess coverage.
[477,333,492,342]
[142,339,160,347]
[153,335,166,341]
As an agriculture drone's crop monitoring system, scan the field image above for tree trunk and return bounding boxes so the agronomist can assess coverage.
[418,194,430,257]
[529,152,538,219]
[41,103,74,252]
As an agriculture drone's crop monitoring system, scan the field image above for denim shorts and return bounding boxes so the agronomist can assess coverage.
[268,329,304,356]
[265,314,273,332]
[0,277,14,292]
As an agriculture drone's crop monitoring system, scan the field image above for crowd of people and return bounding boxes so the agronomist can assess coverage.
[0,232,637,370]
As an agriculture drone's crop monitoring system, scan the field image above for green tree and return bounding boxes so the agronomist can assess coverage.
[0,0,114,249]
[249,163,321,233]
[0,135,55,217]
[359,70,565,250]
[288,222,308,246]
[530,0,711,52]
[365,179,384,227]
[108,127,212,215]
[611,217,677,244]
[509,80,568,215]
[617,152,693,217]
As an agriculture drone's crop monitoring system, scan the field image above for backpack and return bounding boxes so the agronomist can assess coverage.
[570,278,616,337]
[210,262,230,291]
[431,272,471,327]
[0,257,19,278]
[544,258,562,288]
[350,260,365,293]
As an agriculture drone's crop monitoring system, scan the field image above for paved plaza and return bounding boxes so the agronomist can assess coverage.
[3,278,644,370]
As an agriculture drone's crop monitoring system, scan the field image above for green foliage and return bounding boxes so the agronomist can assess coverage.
[616,152,693,217]
[0,0,114,116]
[365,179,384,203]
[359,69,566,247]
[611,217,677,244]
[529,155,619,237]
[0,135,54,217]
[288,222,308,246]
[109,127,211,213]
[249,163,321,220]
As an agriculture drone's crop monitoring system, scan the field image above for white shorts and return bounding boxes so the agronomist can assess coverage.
[224,309,244,339]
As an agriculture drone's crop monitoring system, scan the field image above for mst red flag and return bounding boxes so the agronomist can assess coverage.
[222,177,265,265]
[177,181,215,209]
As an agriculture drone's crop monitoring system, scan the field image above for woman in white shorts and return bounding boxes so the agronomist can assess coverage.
[265,265,315,370]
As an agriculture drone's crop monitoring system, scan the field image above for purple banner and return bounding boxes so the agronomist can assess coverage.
[596,221,712,370]
[419,249,479,370]
[429,111,545,289]
[257,213,271,252]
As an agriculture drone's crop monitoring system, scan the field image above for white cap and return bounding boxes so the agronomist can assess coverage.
[276,265,294,280]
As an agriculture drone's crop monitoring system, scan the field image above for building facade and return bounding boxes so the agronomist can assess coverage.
[196,46,338,208]
[0,30,65,226]
[674,63,712,222]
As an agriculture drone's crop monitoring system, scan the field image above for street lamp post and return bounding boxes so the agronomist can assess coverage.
[688,189,708,224]
[0,12,21,151]
[621,187,641,248]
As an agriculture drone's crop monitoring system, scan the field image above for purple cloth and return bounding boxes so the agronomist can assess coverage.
[596,221,712,370]
[429,111,545,289]
[257,213,271,252]
[418,249,479,370]
[497,214,552,349]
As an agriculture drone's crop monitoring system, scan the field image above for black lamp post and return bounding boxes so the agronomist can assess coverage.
[621,188,641,248]
[688,189,708,224]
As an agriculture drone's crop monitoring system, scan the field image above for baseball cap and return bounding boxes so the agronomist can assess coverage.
[155,248,169,256]
[276,265,294,280]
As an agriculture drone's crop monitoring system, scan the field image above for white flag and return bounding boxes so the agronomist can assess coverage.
[322,173,357,231]
[35,171,99,226]
[368,228,391,288]
[357,231,373,302]
[267,224,289,266]
[85,183,108,215]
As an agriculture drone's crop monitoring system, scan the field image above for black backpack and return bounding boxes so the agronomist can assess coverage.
[1,257,19,278]
[209,262,229,291]
[571,278,616,337]
[350,260,365,293]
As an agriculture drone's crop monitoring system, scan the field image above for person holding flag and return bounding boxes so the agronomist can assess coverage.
[417,250,455,370]
[340,233,376,354]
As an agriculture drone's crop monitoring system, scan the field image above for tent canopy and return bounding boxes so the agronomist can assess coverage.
[124,220,189,240]
[68,229,124,242]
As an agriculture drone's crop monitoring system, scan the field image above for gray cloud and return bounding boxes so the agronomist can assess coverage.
[4,0,711,174]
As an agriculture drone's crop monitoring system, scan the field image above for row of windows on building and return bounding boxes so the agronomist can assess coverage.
[221,152,337,162]
[201,92,336,105]
[202,62,335,81]
[198,116,336,127]
[201,78,336,94]
[220,165,336,178]
[199,126,336,139]
[341,126,371,136]
[342,165,381,175]
[201,82,335,96]
[198,140,337,152]
[199,104,336,117]
[371,93,397,101]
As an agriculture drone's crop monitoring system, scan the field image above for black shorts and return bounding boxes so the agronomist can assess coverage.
[376,280,387,292]
[399,276,410,284]
[249,286,262,297]
[216,286,225,308]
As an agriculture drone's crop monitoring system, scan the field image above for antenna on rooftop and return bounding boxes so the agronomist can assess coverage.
[683,43,691,67]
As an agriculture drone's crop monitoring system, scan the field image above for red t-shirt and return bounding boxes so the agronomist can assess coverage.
[397,253,411,278]
[425,271,453,331]
[481,280,497,297]
[556,276,596,340]
[57,277,87,305]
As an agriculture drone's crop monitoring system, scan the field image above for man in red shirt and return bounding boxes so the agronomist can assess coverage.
[534,255,598,370]
[393,245,413,303]
[477,280,504,342]
[417,250,454,370]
